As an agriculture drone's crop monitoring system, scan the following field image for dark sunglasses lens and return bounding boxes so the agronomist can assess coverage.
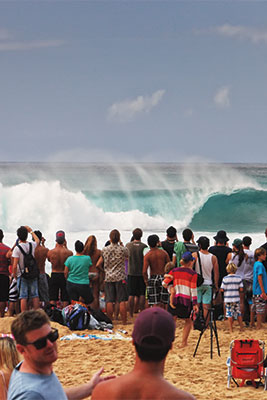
[34,338,47,350]
[34,329,58,349]
[48,329,59,343]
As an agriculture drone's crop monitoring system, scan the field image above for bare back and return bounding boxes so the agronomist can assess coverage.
[92,371,195,400]
[144,248,170,276]
[47,245,73,273]
[34,245,49,274]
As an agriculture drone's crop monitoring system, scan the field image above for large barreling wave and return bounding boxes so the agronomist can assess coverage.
[0,162,266,234]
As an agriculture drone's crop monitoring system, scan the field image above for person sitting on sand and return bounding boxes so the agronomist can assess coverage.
[220,263,243,333]
[8,309,114,400]
[163,252,198,348]
[0,337,20,400]
[91,307,195,400]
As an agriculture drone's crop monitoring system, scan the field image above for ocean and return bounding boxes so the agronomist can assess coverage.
[1,162,267,252]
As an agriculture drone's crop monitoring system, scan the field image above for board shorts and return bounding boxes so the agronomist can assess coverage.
[9,278,18,302]
[197,285,212,304]
[252,295,266,314]
[225,302,241,319]
[49,272,69,302]
[0,274,9,302]
[127,275,146,297]
[38,273,49,303]
[147,274,169,305]
[105,280,128,303]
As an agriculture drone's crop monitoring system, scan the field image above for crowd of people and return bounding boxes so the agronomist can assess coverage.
[0,225,267,330]
[1,224,267,398]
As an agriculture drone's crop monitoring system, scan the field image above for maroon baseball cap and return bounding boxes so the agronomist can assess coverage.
[132,307,175,348]
[56,230,65,244]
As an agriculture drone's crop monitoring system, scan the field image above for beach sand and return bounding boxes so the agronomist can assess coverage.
[1,316,266,400]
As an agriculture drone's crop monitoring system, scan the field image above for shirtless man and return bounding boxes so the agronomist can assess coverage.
[143,235,170,308]
[47,231,72,307]
[92,307,195,400]
[34,230,49,307]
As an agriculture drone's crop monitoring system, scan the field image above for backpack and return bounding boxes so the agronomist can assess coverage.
[62,303,90,330]
[17,243,39,280]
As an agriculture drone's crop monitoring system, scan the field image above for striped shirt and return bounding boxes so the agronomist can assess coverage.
[220,274,243,303]
[163,267,198,307]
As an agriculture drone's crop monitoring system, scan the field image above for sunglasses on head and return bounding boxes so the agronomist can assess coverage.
[26,328,59,350]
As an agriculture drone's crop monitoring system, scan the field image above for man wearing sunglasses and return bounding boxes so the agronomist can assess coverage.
[8,309,113,400]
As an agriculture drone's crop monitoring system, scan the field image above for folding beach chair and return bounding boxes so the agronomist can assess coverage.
[227,339,267,389]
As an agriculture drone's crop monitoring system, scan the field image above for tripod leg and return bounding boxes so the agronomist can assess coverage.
[213,319,221,356]
[193,331,204,357]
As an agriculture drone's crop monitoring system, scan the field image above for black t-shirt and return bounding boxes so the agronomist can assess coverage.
[260,242,267,270]
[209,245,232,284]
[161,240,176,260]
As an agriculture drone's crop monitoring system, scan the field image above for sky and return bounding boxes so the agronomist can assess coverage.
[1,0,267,163]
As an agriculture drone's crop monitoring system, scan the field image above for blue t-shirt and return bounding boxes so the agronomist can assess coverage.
[253,261,267,295]
[65,255,92,284]
[8,363,67,400]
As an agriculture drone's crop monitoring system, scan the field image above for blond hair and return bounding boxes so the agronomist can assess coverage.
[226,263,237,274]
[0,337,20,371]
[164,262,175,274]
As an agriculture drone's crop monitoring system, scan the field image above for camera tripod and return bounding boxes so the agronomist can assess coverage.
[193,289,221,359]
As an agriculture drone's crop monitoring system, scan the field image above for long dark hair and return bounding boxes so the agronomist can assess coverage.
[233,243,246,268]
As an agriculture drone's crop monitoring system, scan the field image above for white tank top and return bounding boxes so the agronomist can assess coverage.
[195,252,214,285]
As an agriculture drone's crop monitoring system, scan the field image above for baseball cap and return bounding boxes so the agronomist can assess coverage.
[181,251,195,263]
[56,230,65,244]
[132,307,175,349]
[232,238,242,248]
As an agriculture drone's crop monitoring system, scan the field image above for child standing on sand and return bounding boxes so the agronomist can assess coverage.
[251,247,267,329]
[220,263,243,332]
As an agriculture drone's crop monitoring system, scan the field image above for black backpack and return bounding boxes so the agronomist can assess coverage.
[17,243,39,280]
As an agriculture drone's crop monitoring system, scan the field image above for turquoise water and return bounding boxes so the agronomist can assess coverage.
[0,162,266,235]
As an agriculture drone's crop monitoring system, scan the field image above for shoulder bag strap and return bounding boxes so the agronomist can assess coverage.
[197,252,203,277]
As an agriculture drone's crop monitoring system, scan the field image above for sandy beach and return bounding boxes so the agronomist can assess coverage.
[1,315,266,400]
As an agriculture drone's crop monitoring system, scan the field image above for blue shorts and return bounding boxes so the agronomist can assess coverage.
[17,277,39,300]
[225,302,241,319]
[197,285,212,304]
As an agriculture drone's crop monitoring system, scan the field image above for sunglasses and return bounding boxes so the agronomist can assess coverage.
[26,328,59,350]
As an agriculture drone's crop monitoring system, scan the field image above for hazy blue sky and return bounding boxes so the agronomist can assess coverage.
[1,1,267,163]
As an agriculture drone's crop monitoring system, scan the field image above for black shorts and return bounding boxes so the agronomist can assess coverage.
[127,276,146,297]
[105,280,128,303]
[66,281,94,304]
[167,302,192,319]
[49,273,69,302]
[0,274,9,302]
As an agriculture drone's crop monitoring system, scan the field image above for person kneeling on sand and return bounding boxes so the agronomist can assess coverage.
[92,307,195,400]
[8,309,114,400]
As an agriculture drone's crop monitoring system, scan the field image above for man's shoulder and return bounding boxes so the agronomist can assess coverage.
[0,242,10,251]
